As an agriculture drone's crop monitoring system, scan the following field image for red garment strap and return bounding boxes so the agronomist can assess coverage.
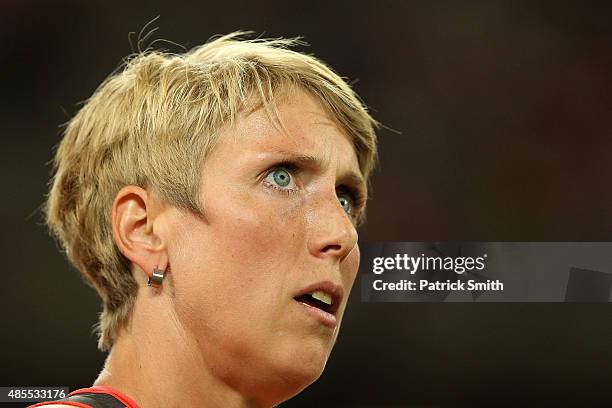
[28,385,140,408]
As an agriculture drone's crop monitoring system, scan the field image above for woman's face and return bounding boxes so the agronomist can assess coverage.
[164,89,365,401]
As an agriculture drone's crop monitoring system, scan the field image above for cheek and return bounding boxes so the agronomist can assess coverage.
[216,189,309,274]
[168,193,307,330]
[211,195,305,276]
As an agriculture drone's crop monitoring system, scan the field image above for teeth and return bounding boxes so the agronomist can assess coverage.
[310,290,332,305]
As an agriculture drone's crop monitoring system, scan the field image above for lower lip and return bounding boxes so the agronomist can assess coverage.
[295,300,338,328]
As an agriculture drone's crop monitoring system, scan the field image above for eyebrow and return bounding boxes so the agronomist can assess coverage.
[267,149,367,192]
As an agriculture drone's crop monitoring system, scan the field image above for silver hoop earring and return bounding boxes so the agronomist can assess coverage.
[147,267,166,288]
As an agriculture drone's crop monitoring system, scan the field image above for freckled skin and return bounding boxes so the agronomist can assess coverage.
[164,89,363,404]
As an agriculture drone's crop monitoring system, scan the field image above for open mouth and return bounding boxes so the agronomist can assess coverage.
[293,290,339,315]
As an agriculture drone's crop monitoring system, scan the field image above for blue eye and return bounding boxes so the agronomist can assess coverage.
[266,168,293,189]
[273,169,291,187]
[338,192,353,215]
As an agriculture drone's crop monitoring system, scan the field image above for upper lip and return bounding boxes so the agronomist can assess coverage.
[293,280,344,315]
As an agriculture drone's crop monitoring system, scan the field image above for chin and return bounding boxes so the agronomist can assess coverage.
[255,338,331,405]
[244,339,329,406]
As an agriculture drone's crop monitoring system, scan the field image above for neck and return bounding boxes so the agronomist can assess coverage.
[93,290,263,408]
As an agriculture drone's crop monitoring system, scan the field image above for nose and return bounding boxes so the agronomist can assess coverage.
[307,191,358,262]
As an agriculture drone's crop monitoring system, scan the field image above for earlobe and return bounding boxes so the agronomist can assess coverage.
[111,186,169,284]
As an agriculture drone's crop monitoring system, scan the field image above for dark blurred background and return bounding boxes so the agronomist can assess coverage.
[1,0,611,406]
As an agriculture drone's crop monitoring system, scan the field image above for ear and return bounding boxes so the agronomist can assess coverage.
[111,185,169,285]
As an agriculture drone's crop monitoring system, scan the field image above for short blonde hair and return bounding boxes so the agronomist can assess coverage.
[45,32,379,351]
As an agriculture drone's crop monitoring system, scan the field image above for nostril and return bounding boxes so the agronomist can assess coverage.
[322,244,342,253]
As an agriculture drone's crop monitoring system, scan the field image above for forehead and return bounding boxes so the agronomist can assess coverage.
[214,89,362,176]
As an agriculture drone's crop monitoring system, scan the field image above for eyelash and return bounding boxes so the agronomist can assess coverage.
[262,162,300,196]
[262,161,366,216]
